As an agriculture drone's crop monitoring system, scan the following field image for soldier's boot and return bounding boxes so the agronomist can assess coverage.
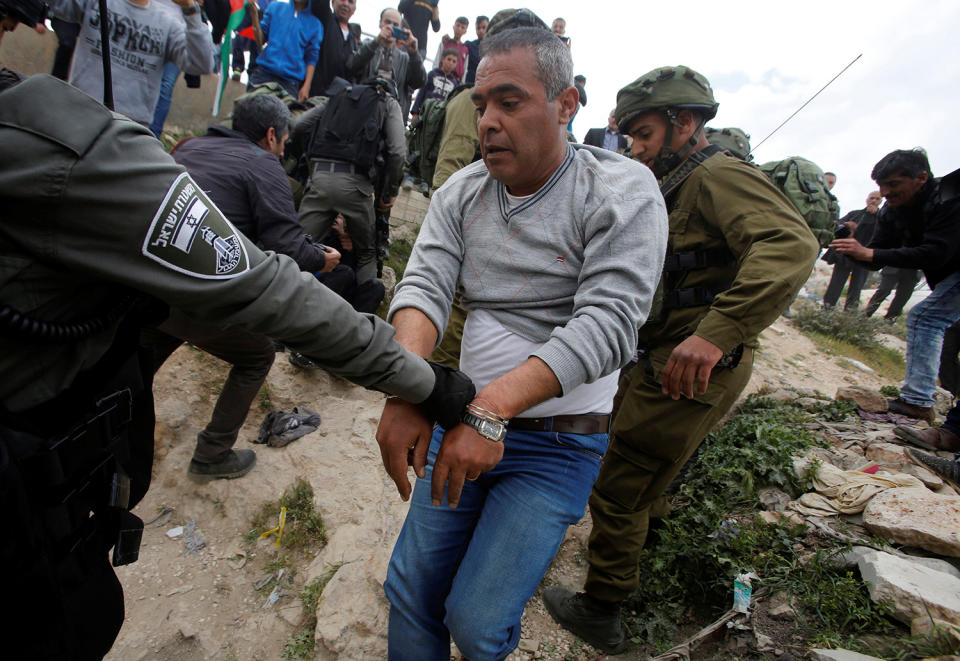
[189,449,257,480]
[542,586,628,654]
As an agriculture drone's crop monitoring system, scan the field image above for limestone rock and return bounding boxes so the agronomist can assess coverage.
[863,488,960,556]
[864,442,908,468]
[911,615,960,644]
[857,550,960,625]
[809,649,885,661]
[836,386,887,412]
[759,487,792,512]
[901,462,944,489]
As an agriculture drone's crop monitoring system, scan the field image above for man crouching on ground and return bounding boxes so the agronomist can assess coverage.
[374,26,668,661]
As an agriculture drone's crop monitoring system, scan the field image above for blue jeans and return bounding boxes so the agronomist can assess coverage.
[149,62,180,138]
[901,271,960,407]
[384,426,608,661]
[247,67,299,98]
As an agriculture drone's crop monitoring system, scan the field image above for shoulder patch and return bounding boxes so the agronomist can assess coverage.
[142,173,251,279]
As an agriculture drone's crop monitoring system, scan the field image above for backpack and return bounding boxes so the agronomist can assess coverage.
[307,82,386,180]
[407,85,468,187]
[705,127,752,162]
[759,157,840,248]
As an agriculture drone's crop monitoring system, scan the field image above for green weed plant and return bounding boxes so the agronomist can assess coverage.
[624,396,896,651]
[245,479,327,550]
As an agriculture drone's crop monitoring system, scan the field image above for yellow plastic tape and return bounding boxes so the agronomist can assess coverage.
[258,506,287,547]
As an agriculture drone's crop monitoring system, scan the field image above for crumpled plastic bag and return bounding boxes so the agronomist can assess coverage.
[255,407,322,448]
[789,453,924,516]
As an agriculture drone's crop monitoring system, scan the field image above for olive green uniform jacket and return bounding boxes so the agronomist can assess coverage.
[584,150,819,603]
[431,89,479,190]
[640,152,819,371]
[0,75,434,412]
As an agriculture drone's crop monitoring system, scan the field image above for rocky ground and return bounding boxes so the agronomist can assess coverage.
[103,263,958,661]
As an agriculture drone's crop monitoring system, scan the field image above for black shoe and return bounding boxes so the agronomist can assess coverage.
[189,449,257,479]
[542,586,627,654]
[287,350,319,369]
[906,447,960,492]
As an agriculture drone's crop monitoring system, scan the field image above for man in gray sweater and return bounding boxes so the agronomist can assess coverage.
[374,26,668,661]
[49,0,212,125]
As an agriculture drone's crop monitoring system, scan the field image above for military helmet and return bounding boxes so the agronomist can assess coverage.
[615,65,718,133]
[485,8,549,38]
[706,127,752,161]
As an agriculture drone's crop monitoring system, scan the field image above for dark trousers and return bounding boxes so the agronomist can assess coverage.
[941,322,960,398]
[50,18,79,80]
[232,35,260,73]
[865,266,921,319]
[142,309,275,463]
[823,256,869,309]
[945,400,960,437]
[316,264,385,314]
[584,347,754,602]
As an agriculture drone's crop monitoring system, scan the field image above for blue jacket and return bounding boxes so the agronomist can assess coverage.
[258,1,323,83]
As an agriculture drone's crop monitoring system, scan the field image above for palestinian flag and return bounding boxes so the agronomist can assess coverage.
[213,0,258,116]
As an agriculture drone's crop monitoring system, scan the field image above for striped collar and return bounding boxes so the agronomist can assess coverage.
[497,145,575,222]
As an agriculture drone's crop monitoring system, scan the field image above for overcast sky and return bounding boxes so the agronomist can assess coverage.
[352,0,959,213]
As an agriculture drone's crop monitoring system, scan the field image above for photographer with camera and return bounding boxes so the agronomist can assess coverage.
[347,7,426,119]
[822,190,881,310]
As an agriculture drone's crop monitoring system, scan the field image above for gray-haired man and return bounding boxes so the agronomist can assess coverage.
[375,26,667,660]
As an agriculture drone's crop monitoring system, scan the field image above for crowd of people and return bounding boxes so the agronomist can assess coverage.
[1,1,959,660]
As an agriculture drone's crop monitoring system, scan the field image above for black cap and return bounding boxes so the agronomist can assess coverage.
[0,0,47,26]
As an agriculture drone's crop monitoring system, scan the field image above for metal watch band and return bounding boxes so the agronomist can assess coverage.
[462,411,507,442]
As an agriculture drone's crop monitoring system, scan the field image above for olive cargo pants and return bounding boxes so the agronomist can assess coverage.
[584,348,753,603]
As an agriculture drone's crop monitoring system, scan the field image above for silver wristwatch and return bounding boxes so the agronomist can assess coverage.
[462,411,507,442]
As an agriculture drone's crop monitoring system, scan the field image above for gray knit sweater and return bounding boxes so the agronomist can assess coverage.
[390,144,668,394]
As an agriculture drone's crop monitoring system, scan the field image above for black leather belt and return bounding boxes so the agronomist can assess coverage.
[313,159,360,175]
[508,413,610,435]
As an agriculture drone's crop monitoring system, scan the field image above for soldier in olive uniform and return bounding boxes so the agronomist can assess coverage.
[544,66,819,654]
[0,68,473,658]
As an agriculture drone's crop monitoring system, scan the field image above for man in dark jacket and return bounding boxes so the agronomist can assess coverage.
[309,0,362,95]
[822,191,881,309]
[833,148,960,423]
[583,108,628,153]
[144,94,340,480]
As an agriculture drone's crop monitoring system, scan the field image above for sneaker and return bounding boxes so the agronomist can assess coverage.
[402,175,415,190]
[231,71,242,82]
[288,350,319,369]
[418,181,430,195]
[188,449,256,480]
[905,447,960,492]
[542,586,628,654]
[888,397,935,422]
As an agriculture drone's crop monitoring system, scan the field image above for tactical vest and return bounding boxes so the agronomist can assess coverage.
[307,82,386,180]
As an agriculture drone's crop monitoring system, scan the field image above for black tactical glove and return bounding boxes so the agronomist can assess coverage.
[417,361,476,430]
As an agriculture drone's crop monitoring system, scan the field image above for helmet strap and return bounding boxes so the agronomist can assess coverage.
[651,108,706,179]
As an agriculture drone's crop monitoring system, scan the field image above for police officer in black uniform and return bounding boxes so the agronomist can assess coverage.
[0,6,474,656]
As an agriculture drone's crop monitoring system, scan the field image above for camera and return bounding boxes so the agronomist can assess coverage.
[391,26,407,40]
[833,224,852,239]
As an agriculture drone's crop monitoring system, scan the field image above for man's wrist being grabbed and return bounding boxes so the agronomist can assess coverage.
[461,403,508,442]
[416,362,476,430]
